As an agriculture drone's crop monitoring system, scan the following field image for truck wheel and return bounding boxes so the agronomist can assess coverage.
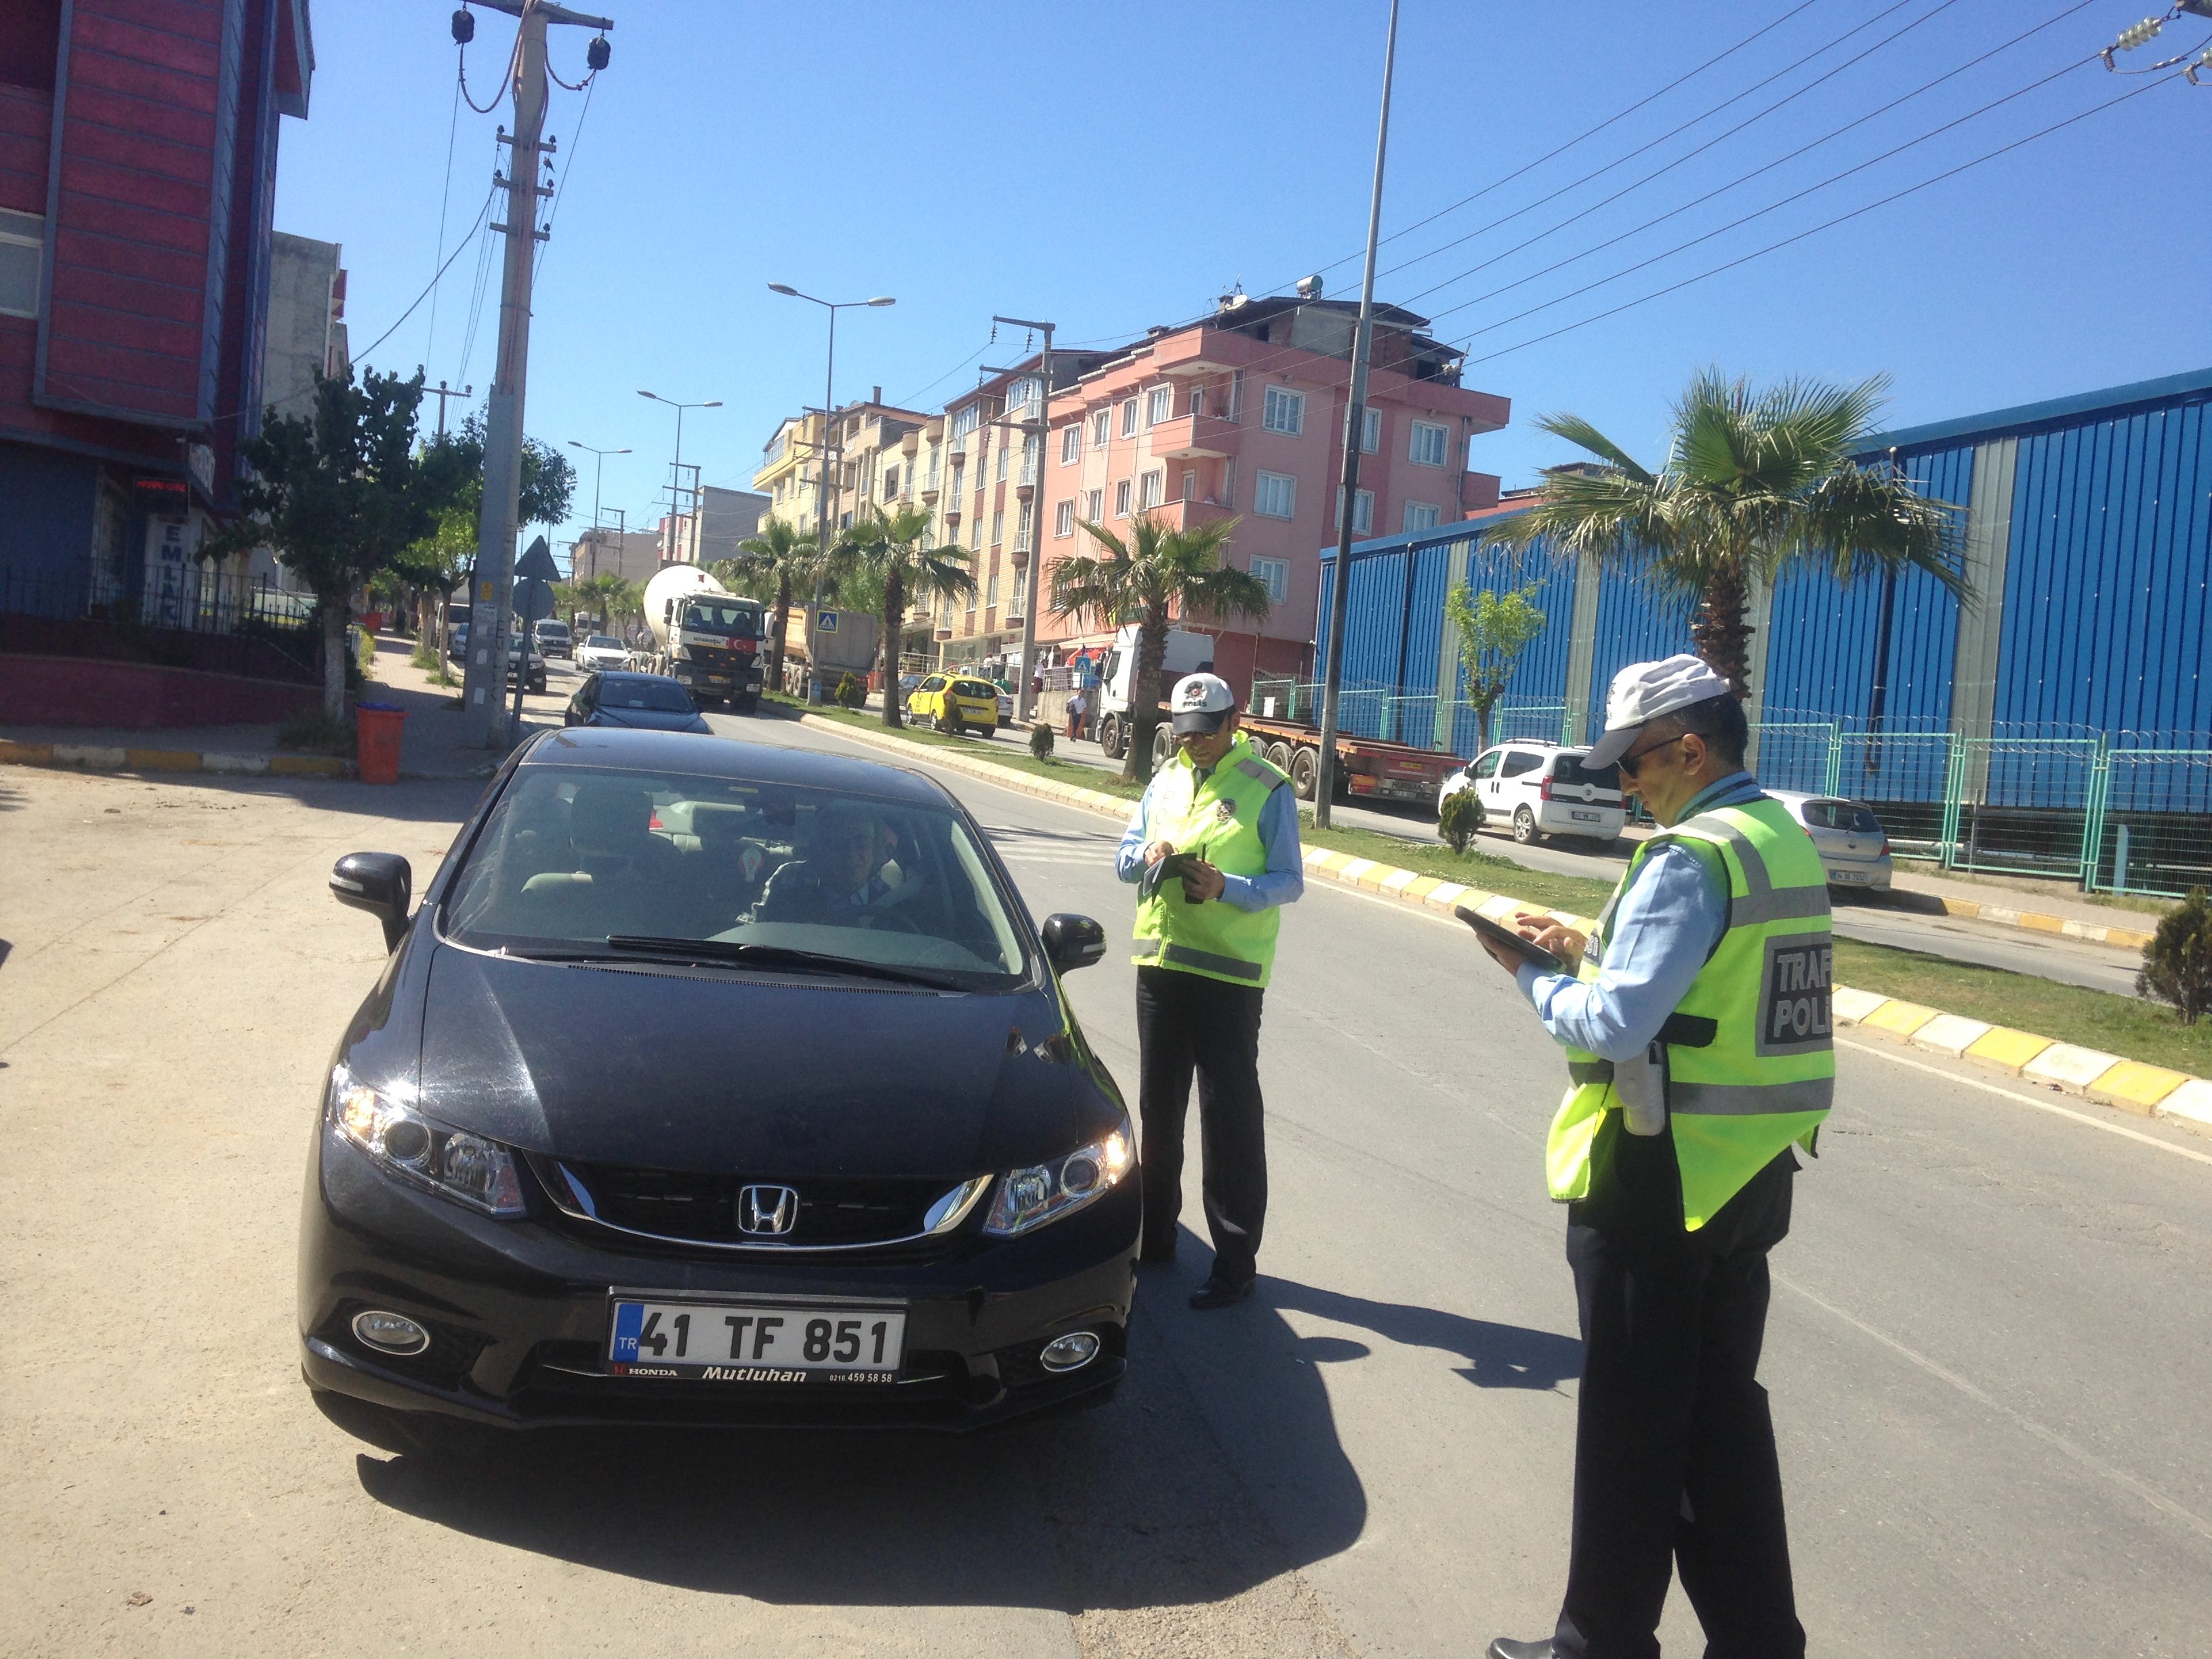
[1513,806,1540,845]
[1263,741,1293,773]
[1100,715,1125,760]
[1290,747,1318,800]
[1151,724,1174,769]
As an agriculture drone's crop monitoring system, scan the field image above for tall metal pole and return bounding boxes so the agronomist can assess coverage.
[808,306,836,702]
[1313,0,1400,827]
[990,315,1056,723]
[457,0,613,749]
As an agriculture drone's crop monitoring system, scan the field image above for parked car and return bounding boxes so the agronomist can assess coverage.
[505,633,548,696]
[1767,790,1894,890]
[575,634,635,674]
[998,691,1015,726]
[897,674,923,701]
[1439,742,1626,847]
[445,620,470,663]
[306,728,1132,1441]
[565,671,713,735]
[904,674,1001,737]
[533,618,573,659]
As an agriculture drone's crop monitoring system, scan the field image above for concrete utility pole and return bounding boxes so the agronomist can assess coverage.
[985,317,1055,722]
[428,379,473,438]
[458,0,613,750]
[1314,0,1399,827]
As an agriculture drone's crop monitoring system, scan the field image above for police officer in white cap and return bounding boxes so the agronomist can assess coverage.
[1114,673,1303,1309]
[1475,653,1834,1659]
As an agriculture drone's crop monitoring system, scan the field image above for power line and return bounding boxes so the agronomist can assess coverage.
[893,337,998,409]
[534,73,594,281]
[424,58,464,368]
[353,185,496,365]
[1456,68,2188,368]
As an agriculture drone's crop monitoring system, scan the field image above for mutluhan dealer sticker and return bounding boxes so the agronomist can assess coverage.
[608,1298,905,1383]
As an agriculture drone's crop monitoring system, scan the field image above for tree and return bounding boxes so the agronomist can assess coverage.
[205,368,436,720]
[834,506,975,728]
[2139,887,2212,1025]
[1478,371,1966,697]
[717,518,819,690]
[1443,580,1548,753]
[397,416,576,655]
[1050,514,1272,782]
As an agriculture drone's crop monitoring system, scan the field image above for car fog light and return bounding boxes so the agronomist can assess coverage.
[1039,1331,1100,1373]
[352,1309,430,1355]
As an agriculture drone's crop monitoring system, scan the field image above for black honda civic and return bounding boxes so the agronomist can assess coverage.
[302,725,1136,1439]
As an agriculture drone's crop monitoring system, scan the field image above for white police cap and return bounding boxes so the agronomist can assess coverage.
[1584,653,1733,769]
[1169,672,1236,734]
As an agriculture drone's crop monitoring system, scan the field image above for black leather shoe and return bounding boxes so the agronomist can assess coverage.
[1187,1276,1255,1310]
[1486,1639,1559,1659]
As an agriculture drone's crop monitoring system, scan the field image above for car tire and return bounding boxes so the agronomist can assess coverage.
[1290,746,1319,800]
[1512,806,1540,845]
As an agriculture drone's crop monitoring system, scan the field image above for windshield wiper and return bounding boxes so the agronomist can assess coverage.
[599,935,968,990]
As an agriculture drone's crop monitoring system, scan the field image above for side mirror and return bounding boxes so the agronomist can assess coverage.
[1040,913,1107,975]
[331,853,413,953]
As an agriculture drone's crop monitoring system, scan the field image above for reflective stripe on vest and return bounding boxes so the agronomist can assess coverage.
[1544,796,1836,1230]
[1130,735,1290,989]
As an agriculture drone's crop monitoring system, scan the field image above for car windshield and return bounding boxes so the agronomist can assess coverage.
[1803,799,1884,834]
[441,765,1031,987]
[601,679,694,712]
[586,636,621,649]
[1553,752,1619,790]
[687,603,760,637]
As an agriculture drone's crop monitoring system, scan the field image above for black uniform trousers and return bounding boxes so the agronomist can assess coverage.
[1134,964,1267,1285]
[1552,1115,1805,1659]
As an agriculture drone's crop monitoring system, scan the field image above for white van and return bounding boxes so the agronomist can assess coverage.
[1439,741,1627,846]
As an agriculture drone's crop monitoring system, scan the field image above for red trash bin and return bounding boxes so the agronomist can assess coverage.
[354,702,405,785]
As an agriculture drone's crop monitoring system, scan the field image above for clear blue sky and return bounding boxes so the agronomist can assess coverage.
[274,0,2212,558]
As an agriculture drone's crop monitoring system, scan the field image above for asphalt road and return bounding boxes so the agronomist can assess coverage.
[5,721,2206,1656]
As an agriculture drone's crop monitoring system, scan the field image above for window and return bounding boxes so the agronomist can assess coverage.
[1262,386,1305,435]
[1359,408,1381,453]
[1147,385,1173,427]
[1229,369,1246,419]
[1054,500,1075,537]
[1402,501,1441,533]
[1092,409,1109,447]
[1113,479,1132,518]
[1017,501,1033,547]
[1021,434,1038,485]
[1250,556,1289,605]
[990,508,1004,546]
[1221,459,1235,509]
[1119,400,1137,438]
[988,573,1000,607]
[1253,470,1296,519]
[1086,489,1103,521]
[1138,469,1163,510]
[996,443,1008,483]
[1332,489,1374,534]
[1500,750,1545,779]
[1409,419,1449,466]
[1008,375,1041,411]
[1061,424,1080,464]
[953,405,980,438]
[1472,750,1502,780]
[1181,470,1197,501]
[925,449,939,489]
[882,466,899,501]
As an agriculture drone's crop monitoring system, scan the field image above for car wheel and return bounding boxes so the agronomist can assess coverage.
[1151,723,1174,769]
[1512,806,1539,845]
[1290,746,1319,800]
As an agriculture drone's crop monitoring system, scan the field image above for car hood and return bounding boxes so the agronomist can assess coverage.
[588,707,710,733]
[410,943,1109,1177]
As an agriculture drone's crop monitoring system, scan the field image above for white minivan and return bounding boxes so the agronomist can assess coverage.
[1439,741,1628,846]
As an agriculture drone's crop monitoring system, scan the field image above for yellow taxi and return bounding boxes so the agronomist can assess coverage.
[905,673,1001,736]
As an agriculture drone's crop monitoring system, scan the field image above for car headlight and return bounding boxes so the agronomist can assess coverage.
[983,1114,1134,1237]
[327,1065,526,1218]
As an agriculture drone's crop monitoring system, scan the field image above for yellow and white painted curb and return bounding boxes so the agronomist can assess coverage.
[0,736,350,778]
[1929,892,2155,953]
[800,712,2212,1137]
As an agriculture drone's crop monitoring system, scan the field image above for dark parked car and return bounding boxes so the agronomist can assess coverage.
[565,671,712,734]
[305,728,1132,1441]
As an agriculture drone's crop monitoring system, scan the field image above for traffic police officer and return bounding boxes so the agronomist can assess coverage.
[1476,654,1834,1659]
[1115,673,1303,1309]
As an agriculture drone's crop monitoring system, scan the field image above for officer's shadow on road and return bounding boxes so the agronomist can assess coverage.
[1266,1277,1582,1393]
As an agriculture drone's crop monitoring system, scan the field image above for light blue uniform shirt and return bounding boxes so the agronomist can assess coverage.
[1115,758,1305,912]
[1514,771,1764,1062]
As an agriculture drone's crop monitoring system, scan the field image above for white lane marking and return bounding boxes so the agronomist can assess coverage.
[1832,1037,2212,1169]
[1775,1269,2212,1543]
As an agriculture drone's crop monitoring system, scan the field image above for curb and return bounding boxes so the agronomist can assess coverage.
[800,711,2212,1139]
[0,736,352,778]
[1929,892,2155,954]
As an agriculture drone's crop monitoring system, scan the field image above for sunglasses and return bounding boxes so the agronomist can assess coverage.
[1615,731,1685,779]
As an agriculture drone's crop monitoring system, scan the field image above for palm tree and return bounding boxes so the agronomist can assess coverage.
[1050,514,1273,781]
[835,505,975,728]
[1479,370,1967,697]
[718,518,818,691]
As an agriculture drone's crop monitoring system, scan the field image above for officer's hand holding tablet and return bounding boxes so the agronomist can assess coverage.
[1463,906,1586,976]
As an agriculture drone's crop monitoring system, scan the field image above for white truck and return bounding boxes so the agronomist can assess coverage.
[1091,624,1216,762]
[642,566,768,712]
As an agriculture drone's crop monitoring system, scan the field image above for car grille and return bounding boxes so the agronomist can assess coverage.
[553,1161,966,1248]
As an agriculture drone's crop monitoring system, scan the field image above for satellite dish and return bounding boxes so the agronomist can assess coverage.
[1296,274,1324,300]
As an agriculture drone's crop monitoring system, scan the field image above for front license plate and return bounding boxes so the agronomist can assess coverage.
[608,1299,906,1382]
[1570,808,1601,822]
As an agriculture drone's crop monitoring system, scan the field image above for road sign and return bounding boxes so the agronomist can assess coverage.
[516,535,560,584]
[818,609,838,633]
[514,576,555,623]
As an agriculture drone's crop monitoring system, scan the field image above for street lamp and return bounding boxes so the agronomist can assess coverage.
[769,283,895,702]
[636,390,722,565]
[566,440,631,583]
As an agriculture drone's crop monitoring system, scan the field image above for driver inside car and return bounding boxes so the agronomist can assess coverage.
[753,803,907,926]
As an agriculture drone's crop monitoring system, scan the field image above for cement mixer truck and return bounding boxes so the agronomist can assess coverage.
[642,565,768,713]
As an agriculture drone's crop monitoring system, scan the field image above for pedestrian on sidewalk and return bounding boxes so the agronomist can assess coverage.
[1474,654,1832,1659]
[1067,687,1088,741]
[1115,674,1303,1309]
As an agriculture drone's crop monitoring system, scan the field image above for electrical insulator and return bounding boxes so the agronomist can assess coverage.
[451,7,474,45]
[2116,16,2164,49]
[586,35,611,71]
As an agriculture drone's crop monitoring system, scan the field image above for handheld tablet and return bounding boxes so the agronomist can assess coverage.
[1456,905,1568,975]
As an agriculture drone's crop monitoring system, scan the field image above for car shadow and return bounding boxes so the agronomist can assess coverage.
[351,1252,1369,1614]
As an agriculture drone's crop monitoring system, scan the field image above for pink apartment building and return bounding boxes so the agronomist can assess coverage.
[1037,297,1509,695]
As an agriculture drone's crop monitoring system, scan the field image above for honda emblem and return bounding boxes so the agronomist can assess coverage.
[738,1184,798,1235]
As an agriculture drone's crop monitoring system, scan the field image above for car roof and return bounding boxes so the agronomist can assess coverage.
[519,726,957,806]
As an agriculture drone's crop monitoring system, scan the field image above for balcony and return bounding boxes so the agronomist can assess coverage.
[920,485,940,504]
[1140,497,1237,532]
[1149,411,1240,459]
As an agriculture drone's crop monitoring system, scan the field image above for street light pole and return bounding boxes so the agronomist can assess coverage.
[637,392,720,565]
[768,284,895,703]
[1314,0,1400,830]
[567,440,630,587]
[986,315,1056,723]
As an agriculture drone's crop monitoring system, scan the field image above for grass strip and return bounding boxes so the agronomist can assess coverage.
[773,694,2209,1077]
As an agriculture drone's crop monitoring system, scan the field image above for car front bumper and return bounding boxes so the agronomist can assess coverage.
[299,1128,1138,1433]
